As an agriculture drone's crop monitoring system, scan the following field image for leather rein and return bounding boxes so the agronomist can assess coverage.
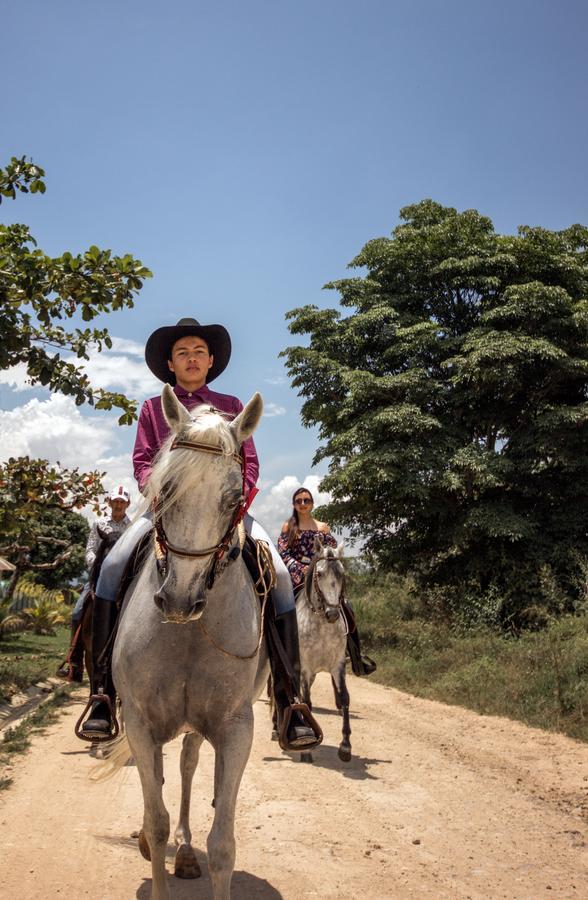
[307,555,346,617]
[154,437,247,586]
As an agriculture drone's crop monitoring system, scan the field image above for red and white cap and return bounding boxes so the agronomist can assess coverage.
[108,485,130,503]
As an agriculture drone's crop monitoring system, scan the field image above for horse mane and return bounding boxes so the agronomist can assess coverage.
[141,405,240,519]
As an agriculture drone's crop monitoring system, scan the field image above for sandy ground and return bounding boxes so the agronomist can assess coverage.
[0,674,587,899]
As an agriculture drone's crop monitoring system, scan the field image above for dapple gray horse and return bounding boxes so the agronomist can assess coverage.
[296,537,351,765]
[105,385,268,900]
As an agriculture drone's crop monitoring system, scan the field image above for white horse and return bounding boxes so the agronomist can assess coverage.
[105,385,268,900]
[296,537,351,765]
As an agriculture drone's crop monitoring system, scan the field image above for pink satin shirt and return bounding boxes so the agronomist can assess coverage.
[132,383,260,495]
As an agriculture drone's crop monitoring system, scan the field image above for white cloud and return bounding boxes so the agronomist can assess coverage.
[250,474,332,542]
[64,351,160,399]
[0,336,159,401]
[263,403,286,418]
[0,394,117,471]
[0,363,34,391]
[264,375,287,385]
[108,336,144,356]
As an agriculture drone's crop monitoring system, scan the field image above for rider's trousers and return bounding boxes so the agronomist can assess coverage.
[95,511,296,616]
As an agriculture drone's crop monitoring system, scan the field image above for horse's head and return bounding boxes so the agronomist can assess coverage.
[307,537,346,623]
[147,384,263,623]
[90,526,121,588]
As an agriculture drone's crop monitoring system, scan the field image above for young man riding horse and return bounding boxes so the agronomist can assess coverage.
[81,317,321,751]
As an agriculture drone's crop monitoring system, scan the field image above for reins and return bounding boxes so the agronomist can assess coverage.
[197,536,275,660]
[154,435,248,583]
[306,554,346,618]
[153,429,272,661]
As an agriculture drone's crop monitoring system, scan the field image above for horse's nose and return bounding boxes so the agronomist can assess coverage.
[325,607,340,623]
[154,591,207,622]
[189,598,207,620]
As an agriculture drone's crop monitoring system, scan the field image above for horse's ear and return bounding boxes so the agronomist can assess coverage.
[336,542,345,559]
[96,525,106,541]
[230,393,263,445]
[161,384,191,433]
[313,534,324,555]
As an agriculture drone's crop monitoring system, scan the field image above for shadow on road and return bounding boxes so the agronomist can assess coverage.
[263,742,392,781]
[310,705,363,720]
[135,865,282,899]
[95,834,283,898]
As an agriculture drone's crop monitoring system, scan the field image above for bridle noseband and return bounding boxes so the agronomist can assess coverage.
[154,436,247,586]
[307,554,346,618]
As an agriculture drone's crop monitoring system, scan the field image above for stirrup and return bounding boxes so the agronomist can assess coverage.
[278,702,323,752]
[74,692,119,743]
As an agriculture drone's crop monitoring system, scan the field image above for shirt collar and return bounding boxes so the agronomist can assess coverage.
[173,382,211,400]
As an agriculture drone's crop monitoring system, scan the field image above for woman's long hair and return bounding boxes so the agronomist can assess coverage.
[286,487,314,548]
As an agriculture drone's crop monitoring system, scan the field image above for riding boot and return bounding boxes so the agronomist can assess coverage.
[81,596,118,737]
[267,605,322,751]
[341,598,376,676]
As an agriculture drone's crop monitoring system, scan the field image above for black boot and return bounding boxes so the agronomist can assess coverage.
[346,622,377,677]
[81,596,118,737]
[267,605,322,751]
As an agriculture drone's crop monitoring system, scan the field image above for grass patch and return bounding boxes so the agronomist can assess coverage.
[348,570,588,742]
[0,686,75,788]
[0,627,71,703]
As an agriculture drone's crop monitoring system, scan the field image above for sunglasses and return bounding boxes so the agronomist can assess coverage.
[294,498,312,505]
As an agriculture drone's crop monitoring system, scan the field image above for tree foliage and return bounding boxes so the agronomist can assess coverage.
[27,508,90,589]
[282,201,588,623]
[0,156,152,424]
[0,457,103,598]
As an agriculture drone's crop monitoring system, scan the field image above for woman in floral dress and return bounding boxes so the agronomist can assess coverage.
[278,487,376,676]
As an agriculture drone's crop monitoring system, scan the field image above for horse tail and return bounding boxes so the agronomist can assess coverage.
[90,731,133,782]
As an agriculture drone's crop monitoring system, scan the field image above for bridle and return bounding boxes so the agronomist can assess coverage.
[306,554,346,618]
[153,436,247,587]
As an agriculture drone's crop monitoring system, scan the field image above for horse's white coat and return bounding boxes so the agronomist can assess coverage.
[296,539,352,762]
[112,385,268,900]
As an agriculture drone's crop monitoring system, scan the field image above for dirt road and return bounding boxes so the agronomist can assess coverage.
[0,674,587,899]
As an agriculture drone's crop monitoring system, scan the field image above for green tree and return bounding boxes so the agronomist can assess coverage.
[0,156,151,425]
[282,200,588,624]
[0,457,103,600]
[27,508,90,589]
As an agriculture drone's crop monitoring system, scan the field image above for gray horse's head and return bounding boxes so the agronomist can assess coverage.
[147,384,263,623]
[308,537,346,623]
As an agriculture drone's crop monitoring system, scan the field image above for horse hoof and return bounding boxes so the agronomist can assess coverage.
[174,843,201,879]
[138,829,151,861]
[338,745,352,763]
[300,751,313,764]
[271,729,279,741]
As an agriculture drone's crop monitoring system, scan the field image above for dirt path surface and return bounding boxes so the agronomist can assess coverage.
[1,674,587,899]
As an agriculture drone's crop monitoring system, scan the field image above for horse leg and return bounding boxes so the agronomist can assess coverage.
[332,661,352,762]
[125,714,170,900]
[174,732,204,879]
[208,710,254,900]
[331,675,343,712]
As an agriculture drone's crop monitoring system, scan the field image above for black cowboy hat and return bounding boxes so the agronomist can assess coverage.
[145,317,231,385]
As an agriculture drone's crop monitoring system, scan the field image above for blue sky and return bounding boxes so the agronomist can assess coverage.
[1,0,587,537]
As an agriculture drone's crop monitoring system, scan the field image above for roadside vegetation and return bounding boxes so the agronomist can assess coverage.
[348,565,588,743]
[0,627,71,704]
